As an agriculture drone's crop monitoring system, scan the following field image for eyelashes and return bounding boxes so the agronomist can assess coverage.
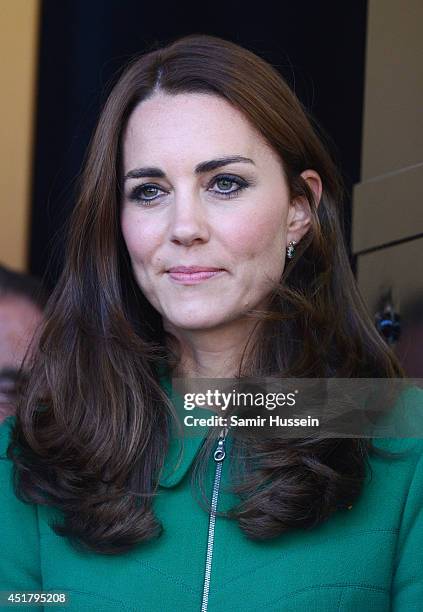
[127,174,251,206]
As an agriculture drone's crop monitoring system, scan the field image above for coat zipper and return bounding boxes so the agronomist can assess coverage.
[200,426,229,612]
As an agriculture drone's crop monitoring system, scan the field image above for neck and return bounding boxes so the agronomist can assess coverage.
[164,316,260,378]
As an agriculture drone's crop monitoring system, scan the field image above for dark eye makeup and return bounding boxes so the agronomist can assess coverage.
[127,174,251,205]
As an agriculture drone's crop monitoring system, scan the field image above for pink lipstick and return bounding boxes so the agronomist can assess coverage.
[167,266,225,284]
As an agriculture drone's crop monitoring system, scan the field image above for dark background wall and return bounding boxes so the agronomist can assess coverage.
[29,0,368,289]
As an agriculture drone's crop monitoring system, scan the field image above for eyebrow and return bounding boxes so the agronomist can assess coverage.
[123,155,255,181]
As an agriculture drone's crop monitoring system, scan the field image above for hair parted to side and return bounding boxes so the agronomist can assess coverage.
[8,34,404,555]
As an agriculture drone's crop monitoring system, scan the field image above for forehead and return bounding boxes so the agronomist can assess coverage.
[122,91,273,168]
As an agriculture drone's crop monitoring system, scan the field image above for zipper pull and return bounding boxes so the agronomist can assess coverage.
[213,427,228,462]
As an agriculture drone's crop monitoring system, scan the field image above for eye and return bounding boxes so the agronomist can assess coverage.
[209,174,250,199]
[128,183,167,204]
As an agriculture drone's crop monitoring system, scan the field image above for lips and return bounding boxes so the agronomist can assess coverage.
[167,266,224,273]
[166,266,226,284]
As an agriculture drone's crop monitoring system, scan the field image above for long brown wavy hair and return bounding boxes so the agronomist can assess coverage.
[8,34,405,555]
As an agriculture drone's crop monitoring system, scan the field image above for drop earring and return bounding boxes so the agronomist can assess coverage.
[286,240,297,259]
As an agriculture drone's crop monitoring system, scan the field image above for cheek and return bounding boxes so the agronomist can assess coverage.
[223,206,285,261]
[121,211,161,265]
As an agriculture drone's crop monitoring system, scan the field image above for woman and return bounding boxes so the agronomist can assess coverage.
[1,34,422,611]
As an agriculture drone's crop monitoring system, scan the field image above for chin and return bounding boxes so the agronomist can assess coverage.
[166,311,228,331]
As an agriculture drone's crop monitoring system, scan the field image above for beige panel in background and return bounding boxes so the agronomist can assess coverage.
[352,163,423,253]
[356,238,423,315]
[0,0,40,271]
[362,0,423,181]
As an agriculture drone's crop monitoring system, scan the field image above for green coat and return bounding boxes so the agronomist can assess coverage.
[1,377,423,611]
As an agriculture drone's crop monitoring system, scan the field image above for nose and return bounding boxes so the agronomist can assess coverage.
[169,189,210,247]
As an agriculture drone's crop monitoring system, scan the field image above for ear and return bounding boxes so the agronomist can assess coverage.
[286,170,322,244]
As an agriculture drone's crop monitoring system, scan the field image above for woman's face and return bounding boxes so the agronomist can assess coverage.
[121,91,307,331]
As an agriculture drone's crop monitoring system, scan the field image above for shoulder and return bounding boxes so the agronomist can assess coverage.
[370,384,423,452]
[0,415,43,589]
[0,414,42,526]
[347,385,423,549]
[371,386,423,607]
[0,414,36,518]
[0,414,16,455]
[369,386,423,544]
[0,415,20,488]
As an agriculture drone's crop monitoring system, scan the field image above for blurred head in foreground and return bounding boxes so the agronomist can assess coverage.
[0,264,47,421]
